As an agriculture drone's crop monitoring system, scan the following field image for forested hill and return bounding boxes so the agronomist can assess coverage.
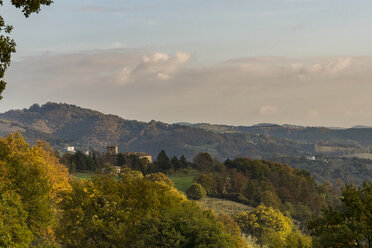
[185,123,372,147]
[0,103,312,159]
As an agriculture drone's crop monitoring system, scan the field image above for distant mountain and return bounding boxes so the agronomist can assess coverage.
[0,103,314,160]
[186,122,372,148]
[352,125,372,129]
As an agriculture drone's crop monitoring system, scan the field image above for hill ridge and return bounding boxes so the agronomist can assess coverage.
[0,102,315,159]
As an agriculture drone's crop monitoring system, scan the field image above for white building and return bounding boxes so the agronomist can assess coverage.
[65,146,75,153]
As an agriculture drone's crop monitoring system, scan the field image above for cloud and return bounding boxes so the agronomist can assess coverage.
[290,57,353,76]
[115,52,191,84]
[3,52,372,127]
[259,106,279,116]
[326,57,352,73]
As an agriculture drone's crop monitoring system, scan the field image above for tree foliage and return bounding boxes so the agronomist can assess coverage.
[185,183,206,200]
[155,149,171,172]
[236,205,293,247]
[57,169,246,248]
[308,182,372,248]
[0,132,70,246]
[195,157,326,221]
[0,170,32,248]
[236,205,312,248]
[193,152,214,171]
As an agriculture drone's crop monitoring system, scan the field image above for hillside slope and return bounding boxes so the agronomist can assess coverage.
[0,103,313,159]
[186,122,372,147]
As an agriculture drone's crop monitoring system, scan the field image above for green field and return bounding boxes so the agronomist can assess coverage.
[343,153,372,160]
[168,174,194,192]
[74,172,195,191]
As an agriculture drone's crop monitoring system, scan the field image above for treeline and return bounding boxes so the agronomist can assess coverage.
[268,155,372,185]
[59,149,193,174]
[60,150,329,221]
[193,156,328,222]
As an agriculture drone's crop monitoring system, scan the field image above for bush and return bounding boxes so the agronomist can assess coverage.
[186,183,206,200]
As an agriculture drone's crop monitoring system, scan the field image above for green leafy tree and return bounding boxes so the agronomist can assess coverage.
[308,182,372,248]
[185,183,207,200]
[133,205,247,248]
[269,230,312,248]
[194,173,216,195]
[193,152,214,171]
[57,169,246,248]
[259,190,282,209]
[0,168,32,248]
[0,0,52,99]
[179,155,189,169]
[0,132,70,247]
[156,150,171,172]
[170,155,180,170]
[236,205,293,247]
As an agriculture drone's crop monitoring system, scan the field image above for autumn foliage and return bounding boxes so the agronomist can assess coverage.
[0,132,70,246]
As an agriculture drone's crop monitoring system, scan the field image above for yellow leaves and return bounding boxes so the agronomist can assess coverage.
[236,205,295,246]
[33,140,71,203]
[0,131,71,211]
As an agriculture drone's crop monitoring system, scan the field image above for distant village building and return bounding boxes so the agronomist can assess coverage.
[124,152,152,163]
[306,155,316,161]
[106,145,118,155]
[112,166,122,174]
[65,146,75,153]
[105,145,152,168]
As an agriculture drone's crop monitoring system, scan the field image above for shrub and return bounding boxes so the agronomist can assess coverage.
[186,183,206,200]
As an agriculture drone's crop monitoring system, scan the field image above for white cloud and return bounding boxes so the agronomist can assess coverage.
[115,52,191,84]
[326,57,352,73]
[290,57,353,76]
[116,67,131,83]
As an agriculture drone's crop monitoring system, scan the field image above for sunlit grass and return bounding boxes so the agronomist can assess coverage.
[168,174,194,192]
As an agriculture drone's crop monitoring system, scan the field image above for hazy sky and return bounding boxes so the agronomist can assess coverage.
[1,0,372,127]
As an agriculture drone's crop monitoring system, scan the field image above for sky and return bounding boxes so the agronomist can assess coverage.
[1,0,372,127]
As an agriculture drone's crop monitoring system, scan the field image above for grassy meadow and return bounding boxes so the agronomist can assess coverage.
[168,174,195,192]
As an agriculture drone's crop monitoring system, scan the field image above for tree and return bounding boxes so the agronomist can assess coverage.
[57,169,245,247]
[133,205,247,248]
[170,155,180,170]
[193,152,214,171]
[259,190,282,209]
[179,155,189,169]
[0,132,70,246]
[185,183,206,200]
[308,182,372,248]
[269,230,312,248]
[0,0,53,99]
[0,167,32,248]
[194,173,216,195]
[155,150,171,172]
[235,205,293,247]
